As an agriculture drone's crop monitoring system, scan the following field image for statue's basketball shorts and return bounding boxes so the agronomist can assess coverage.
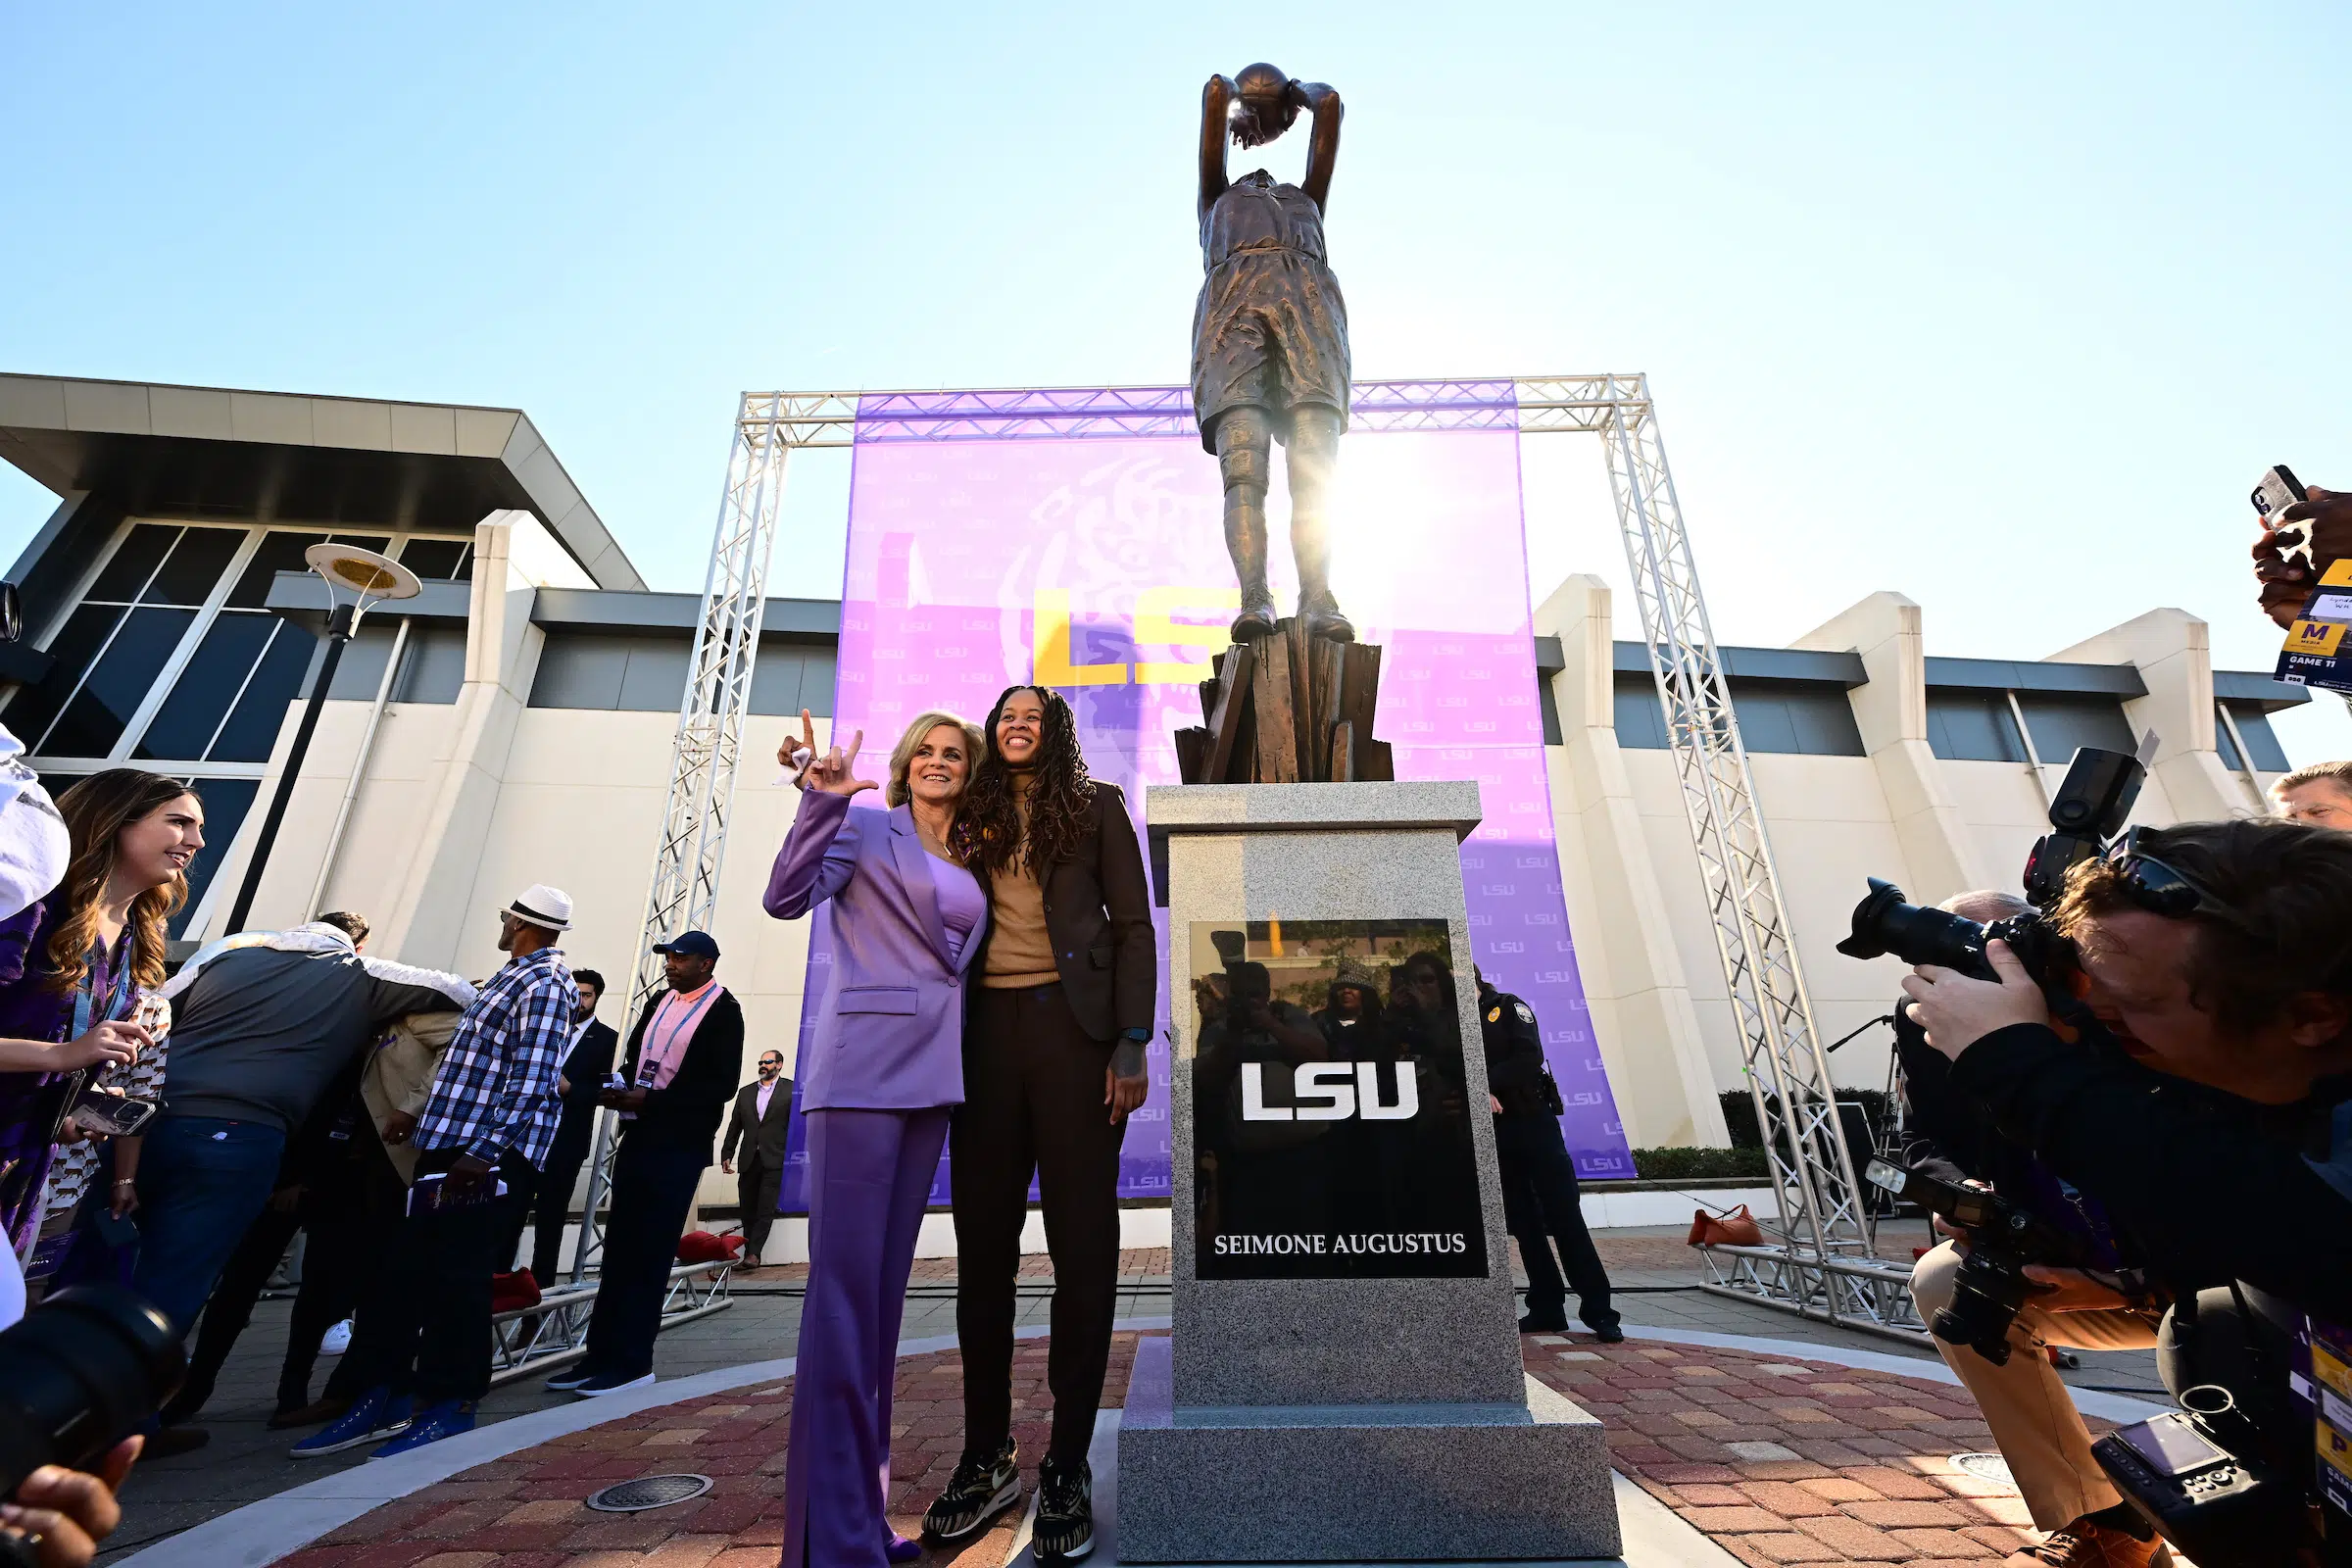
[1191,246,1352,454]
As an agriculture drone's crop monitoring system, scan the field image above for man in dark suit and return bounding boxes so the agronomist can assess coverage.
[516,968,619,1286]
[720,1050,793,1268]
[550,931,743,1396]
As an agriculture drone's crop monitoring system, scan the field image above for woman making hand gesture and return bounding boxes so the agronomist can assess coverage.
[763,709,986,1568]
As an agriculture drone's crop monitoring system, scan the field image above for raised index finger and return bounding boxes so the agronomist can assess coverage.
[799,710,816,752]
[847,727,864,761]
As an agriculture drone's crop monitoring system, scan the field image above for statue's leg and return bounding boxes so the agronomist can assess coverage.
[1214,407,1279,641]
[1286,405,1352,644]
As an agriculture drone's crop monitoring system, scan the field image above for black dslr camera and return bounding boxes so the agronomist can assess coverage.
[0,1285,183,1564]
[1837,743,2147,989]
[1863,1158,2100,1365]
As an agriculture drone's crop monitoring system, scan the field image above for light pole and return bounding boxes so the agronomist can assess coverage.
[222,543,420,935]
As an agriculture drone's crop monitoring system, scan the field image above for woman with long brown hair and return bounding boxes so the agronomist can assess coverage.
[0,769,202,1263]
[921,686,1155,1562]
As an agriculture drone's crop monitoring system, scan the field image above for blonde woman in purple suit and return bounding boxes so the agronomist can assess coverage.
[765,709,986,1568]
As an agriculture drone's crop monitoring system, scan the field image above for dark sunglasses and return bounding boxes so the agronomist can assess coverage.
[2105,829,2230,921]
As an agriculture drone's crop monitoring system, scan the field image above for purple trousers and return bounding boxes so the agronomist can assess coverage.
[781,1106,950,1568]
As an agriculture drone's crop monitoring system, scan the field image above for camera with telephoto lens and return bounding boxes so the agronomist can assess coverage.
[1863,1158,2099,1366]
[1837,744,2148,988]
[0,1286,183,1503]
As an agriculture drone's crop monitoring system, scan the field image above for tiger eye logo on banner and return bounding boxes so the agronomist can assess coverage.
[1191,918,1488,1281]
[777,384,1636,1217]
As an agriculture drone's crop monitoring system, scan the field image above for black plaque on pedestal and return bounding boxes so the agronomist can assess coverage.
[1189,918,1487,1280]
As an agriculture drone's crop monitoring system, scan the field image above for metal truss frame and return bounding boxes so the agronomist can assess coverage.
[489,1261,735,1386]
[592,374,1895,1337]
[572,404,794,1281]
[1586,375,1886,1334]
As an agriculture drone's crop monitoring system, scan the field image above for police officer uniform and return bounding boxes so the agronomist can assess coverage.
[1479,977,1622,1340]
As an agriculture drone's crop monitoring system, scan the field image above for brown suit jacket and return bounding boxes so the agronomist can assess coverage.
[972,781,1156,1043]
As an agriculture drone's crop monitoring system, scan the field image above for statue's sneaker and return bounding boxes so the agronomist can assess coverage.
[1299,594,1354,644]
[1230,593,1279,641]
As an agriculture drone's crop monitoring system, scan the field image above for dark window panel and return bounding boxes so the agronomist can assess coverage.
[325,534,391,556]
[226,531,330,608]
[528,634,630,709]
[796,651,836,717]
[324,624,402,700]
[1611,673,1672,749]
[391,629,466,704]
[6,604,127,749]
[2222,705,2291,772]
[396,538,470,580]
[44,608,198,759]
[1926,691,2027,762]
[86,525,181,602]
[134,612,277,761]
[140,527,244,607]
[2019,695,2136,763]
[1731,680,1864,758]
[1537,676,1563,746]
[1732,691,1801,754]
[617,642,691,712]
[747,651,806,716]
[207,621,318,761]
[173,777,259,939]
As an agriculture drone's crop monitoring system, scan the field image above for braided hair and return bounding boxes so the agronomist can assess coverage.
[960,685,1098,878]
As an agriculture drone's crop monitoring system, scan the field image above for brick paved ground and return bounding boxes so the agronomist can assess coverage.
[270,1330,2078,1568]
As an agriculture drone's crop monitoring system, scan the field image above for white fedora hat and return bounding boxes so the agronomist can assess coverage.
[507,884,574,933]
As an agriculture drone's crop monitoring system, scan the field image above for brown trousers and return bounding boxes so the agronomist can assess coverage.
[1910,1241,2162,1531]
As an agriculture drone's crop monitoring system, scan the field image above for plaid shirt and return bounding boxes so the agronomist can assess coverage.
[413,944,575,1168]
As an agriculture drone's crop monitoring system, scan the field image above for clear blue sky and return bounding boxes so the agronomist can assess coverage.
[7,2,2348,757]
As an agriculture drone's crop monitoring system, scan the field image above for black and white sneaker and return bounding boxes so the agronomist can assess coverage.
[1033,1455,1094,1561]
[921,1438,1020,1543]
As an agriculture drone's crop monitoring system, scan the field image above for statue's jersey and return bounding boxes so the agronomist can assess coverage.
[1191,171,1351,453]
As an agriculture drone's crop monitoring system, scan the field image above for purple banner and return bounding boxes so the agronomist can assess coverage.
[777,386,1632,1213]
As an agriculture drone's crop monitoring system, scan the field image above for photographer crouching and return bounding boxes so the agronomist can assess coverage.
[1897,892,2170,1565]
[1903,818,2352,1566]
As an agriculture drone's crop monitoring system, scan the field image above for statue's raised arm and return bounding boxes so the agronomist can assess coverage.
[1200,74,1236,220]
[1294,80,1343,214]
[1189,63,1355,645]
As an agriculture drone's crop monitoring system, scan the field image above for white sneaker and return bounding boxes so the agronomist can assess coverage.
[318,1320,353,1356]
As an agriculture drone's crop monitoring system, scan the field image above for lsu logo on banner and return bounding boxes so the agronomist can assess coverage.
[1032,587,1239,686]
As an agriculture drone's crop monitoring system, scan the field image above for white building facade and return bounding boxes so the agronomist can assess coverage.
[0,373,2309,1174]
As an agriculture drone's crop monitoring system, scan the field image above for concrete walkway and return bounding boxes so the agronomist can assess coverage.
[99,1227,2170,1566]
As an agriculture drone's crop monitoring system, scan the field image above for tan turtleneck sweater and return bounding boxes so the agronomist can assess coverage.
[982,773,1059,988]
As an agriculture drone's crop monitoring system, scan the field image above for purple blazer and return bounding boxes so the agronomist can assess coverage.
[763,791,986,1111]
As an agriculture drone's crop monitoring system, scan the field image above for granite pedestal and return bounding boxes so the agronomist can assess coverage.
[1118,782,1620,1562]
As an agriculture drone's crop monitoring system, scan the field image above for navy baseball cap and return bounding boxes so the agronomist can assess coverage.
[653,930,720,960]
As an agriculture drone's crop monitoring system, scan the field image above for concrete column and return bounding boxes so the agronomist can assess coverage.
[1533,575,1728,1150]
[374,513,552,969]
[2049,609,2253,819]
[1792,592,1990,902]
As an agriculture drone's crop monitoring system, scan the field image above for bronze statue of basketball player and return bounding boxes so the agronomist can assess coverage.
[1194,64,1352,644]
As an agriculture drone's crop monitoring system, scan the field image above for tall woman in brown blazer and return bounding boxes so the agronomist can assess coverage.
[920,686,1154,1561]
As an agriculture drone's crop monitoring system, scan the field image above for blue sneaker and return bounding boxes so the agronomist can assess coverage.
[369,1398,475,1457]
[289,1386,409,1458]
